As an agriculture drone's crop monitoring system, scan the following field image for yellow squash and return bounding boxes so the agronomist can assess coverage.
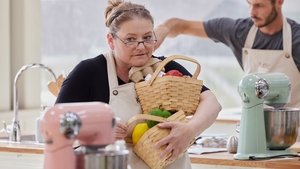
[132,122,149,145]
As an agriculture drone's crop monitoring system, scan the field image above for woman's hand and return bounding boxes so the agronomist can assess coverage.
[114,122,128,140]
[155,121,195,161]
[153,91,221,161]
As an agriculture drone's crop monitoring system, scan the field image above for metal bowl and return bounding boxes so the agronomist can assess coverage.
[264,107,300,150]
[75,146,129,169]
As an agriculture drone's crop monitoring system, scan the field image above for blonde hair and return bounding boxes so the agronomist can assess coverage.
[105,0,154,34]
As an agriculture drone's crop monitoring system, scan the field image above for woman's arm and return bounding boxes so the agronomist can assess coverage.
[188,90,221,136]
[155,90,221,160]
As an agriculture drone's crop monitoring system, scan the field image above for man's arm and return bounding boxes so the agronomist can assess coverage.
[154,18,208,50]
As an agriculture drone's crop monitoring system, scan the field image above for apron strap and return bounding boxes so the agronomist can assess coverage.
[283,17,292,55]
[244,17,292,56]
[244,25,257,48]
[104,52,119,89]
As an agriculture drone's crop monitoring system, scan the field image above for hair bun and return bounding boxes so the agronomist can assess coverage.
[105,0,123,27]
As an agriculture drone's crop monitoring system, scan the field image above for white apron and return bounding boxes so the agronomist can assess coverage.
[105,53,191,169]
[242,18,300,108]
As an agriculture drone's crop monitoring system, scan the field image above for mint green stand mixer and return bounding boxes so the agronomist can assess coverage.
[234,73,298,160]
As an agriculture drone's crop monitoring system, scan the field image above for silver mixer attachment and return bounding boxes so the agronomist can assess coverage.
[264,103,286,109]
[79,145,109,154]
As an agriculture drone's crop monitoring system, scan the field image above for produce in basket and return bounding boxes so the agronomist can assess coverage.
[146,108,172,128]
[132,123,149,145]
[129,110,189,169]
[164,70,183,77]
[129,58,162,82]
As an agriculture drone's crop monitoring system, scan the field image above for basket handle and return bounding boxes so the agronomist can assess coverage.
[126,114,167,136]
[126,110,186,136]
[148,55,201,86]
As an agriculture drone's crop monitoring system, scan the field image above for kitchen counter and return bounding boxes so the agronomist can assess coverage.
[1,108,299,169]
[0,140,44,169]
[190,152,300,169]
[0,140,44,154]
[0,140,299,169]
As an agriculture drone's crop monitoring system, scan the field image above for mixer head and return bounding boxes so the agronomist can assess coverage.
[238,73,291,108]
[40,102,116,149]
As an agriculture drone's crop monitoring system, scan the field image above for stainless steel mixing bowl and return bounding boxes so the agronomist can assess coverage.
[75,144,129,169]
[264,107,300,150]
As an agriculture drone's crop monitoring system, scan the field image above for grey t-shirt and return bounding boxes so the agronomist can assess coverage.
[203,17,300,72]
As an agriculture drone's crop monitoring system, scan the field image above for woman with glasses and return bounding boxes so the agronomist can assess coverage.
[55,0,221,168]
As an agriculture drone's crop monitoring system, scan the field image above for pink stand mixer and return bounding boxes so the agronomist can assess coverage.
[40,102,129,169]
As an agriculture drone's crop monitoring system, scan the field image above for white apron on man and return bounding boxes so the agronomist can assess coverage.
[105,53,191,169]
[242,17,300,108]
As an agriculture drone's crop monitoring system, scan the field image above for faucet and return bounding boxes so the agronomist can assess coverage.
[10,63,57,142]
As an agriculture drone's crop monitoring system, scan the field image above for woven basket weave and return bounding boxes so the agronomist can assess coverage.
[135,55,202,115]
[127,110,188,169]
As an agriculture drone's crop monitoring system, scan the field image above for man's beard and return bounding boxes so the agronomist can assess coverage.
[252,6,278,28]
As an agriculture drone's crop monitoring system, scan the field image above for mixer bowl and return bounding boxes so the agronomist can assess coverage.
[264,107,300,150]
[75,147,129,169]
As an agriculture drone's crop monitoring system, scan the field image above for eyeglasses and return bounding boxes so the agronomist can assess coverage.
[113,33,157,48]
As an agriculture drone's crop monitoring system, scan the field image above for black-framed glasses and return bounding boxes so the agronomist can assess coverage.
[113,33,157,48]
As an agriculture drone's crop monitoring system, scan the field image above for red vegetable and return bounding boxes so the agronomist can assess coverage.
[164,70,183,77]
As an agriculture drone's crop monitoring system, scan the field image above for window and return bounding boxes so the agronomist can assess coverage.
[41,0,300,108]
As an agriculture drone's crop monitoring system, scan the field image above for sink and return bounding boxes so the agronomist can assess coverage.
[0,134,36,141]
[0,134,45,156]
[0,134,44,145]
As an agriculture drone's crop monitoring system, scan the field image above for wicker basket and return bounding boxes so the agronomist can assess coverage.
[135,55,202,115]
[127,110,188,169]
